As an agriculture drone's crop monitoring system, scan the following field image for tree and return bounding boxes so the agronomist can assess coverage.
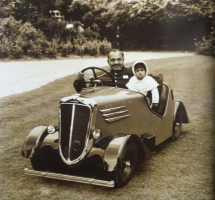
[10,0,56,23]
[195,17,215,56]
[54,0,73,21]
[0,17,48,58]
[67,0,92,22]
[99,0,214,50]
[0,0,11,18]
[101,0,214,27]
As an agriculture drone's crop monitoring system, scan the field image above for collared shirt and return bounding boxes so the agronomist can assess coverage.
[106,66,133,88]
[73,66,133,92]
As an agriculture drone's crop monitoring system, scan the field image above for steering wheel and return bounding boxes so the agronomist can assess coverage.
[81,67,116,87]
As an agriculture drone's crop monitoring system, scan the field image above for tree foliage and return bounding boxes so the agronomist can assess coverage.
[1,0,214,55]
[101,0,214,28]
[0,17,48,58]
[0,0,12,18]
[54,0,73,21]
[195,18,215,56]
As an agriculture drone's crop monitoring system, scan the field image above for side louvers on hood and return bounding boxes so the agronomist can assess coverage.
[100,106,131,123]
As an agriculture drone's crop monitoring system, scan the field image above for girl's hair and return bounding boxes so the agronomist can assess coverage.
[134,63,146,71]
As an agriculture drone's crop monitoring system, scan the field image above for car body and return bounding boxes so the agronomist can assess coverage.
[22,67,189,188]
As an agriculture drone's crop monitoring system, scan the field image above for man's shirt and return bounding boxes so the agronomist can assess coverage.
[73,66,133,92]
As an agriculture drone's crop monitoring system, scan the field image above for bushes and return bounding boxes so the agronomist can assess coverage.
[0,17,112,59]
[73,37,111,56]
[73,35,86,56]
[0,37,23,59]
[84,40,98,56]
[45,41,58,58]
[73,36,111,56]
[0,17,23,58]
[98,39,112,55]
[0,37,10,58]
[18,22,50,57]
[195,19,215,57]
[0,17,48,59]
[195,36,215,57]
[59,42,73,57]
[35,18,67,42]
[10,44,23,59]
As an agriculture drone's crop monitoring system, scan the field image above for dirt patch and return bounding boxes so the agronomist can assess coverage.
[0,55,214,200]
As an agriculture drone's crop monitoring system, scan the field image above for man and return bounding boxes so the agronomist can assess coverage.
[73,49,133,92]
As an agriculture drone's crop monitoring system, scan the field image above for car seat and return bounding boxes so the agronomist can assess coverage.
[157,84,168,115]
[147,74,168,116]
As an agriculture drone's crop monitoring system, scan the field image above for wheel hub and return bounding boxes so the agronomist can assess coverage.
[125,161,131,168]
[121,160,131,176]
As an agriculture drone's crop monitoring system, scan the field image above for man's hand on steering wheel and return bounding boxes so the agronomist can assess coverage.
[80,67,116,87]
[75,72,85,80]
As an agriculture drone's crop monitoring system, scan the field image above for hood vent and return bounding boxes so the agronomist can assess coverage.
[100,106,131,123]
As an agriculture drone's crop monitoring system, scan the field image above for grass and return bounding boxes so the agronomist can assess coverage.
[0,55,215,200]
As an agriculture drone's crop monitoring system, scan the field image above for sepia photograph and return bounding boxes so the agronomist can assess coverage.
[0,0,215,199]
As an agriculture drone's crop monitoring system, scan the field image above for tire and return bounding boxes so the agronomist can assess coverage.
[30,147,55,171]
[123,42,133,51]
[172,111,182,141]
[113,142,137,187]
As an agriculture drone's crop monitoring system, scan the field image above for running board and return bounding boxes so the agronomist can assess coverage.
[24,168,114,188]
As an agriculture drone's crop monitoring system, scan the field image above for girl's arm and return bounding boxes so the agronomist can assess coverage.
[151,87,159,103]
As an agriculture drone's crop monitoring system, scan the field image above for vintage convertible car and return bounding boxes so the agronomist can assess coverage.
[22,67,189,188]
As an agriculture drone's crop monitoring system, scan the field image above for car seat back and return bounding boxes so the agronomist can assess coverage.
[147,74,168,116]
[157,84,168,116]
[149,73,163,87]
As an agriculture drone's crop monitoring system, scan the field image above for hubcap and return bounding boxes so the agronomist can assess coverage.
[121,159,132,177]
[125,161,131,168]
[174,122,181,136]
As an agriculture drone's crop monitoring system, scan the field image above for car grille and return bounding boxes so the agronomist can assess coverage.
[60,103,91,162]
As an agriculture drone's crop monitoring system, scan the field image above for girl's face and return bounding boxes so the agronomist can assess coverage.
[135,68,146,80]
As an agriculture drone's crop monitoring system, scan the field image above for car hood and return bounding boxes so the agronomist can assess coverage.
[81,87,143,105]
[61,87,144,107]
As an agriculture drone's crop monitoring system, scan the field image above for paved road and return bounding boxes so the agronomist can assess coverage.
[0,52,194,98]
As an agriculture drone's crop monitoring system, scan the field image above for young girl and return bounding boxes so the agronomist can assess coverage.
[126,60,159,109]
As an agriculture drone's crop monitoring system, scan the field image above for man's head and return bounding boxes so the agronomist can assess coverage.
[107,49,124,71]
[134,63,146,80]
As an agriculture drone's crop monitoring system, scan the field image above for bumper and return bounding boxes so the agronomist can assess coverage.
[24,168,114,188]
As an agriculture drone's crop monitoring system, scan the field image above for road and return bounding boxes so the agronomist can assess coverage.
[0,52,194,98]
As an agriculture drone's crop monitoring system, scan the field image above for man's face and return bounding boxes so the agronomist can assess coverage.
[135,68,146,80]
[107,51,124,71]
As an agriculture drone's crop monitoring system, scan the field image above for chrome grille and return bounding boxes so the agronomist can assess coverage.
[60,103,91,164]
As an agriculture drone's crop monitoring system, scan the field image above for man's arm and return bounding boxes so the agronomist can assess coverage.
[73,72,86,93]
[73,80,86,93]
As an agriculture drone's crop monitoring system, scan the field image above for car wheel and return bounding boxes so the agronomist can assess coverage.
[30,147,55,171]
[172,111,182,141]
[114,142,137,187]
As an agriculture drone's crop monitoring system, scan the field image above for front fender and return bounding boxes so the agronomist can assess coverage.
[103,135,131,172]
[21,126,48,158]
[174,101,190,123]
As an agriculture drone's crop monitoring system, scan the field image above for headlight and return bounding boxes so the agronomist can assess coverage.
[92,129,101,139]
[47,125,56,134]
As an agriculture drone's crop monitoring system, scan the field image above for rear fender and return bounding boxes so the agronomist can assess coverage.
[103,134,150,172]
[22,126,48,158]
[174,101,190,123]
